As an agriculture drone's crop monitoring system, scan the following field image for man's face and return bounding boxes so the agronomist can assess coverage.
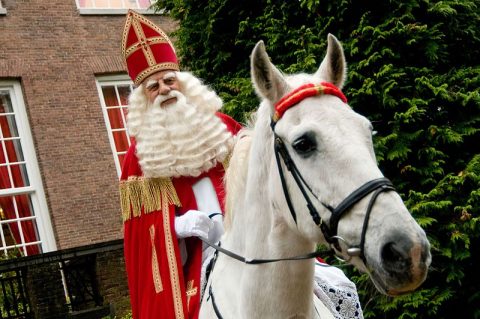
[142,70,180,106]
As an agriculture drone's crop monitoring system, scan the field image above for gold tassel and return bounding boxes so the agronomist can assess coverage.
[119,177,181,221]
[222,150,232,171]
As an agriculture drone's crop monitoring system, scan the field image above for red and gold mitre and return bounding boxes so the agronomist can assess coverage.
[122,10,179,85]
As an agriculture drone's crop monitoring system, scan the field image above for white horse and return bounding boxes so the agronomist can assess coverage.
[200,34,431,318]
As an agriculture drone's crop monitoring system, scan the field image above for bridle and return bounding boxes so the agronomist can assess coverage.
[203,82,395,318]
[271,82,395,261]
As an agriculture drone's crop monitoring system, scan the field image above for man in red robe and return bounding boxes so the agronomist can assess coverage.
[119,10,241,319]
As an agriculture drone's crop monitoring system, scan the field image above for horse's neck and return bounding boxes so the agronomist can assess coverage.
[217,105,316,317]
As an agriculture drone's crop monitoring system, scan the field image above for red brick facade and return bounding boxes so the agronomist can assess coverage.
[0,0,177,249]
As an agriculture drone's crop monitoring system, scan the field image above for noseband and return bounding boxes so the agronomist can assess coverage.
[271,82,395,261]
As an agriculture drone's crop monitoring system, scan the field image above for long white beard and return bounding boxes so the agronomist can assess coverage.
[131,90,234,178]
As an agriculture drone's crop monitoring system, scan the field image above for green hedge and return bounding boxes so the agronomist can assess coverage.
[154,0,480,317]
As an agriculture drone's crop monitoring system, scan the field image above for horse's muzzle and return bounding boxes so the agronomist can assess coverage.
[375,232,431,295]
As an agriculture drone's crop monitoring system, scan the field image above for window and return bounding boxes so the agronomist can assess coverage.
[0,81,56,258]
[76,0,159,14]
[96,75,133,177]
[0,1,6,15]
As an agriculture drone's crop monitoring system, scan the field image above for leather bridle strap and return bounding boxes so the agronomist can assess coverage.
[208,284,224,319]
[328,178,395,241]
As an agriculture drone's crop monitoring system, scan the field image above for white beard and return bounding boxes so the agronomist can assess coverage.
[130,90,234,178]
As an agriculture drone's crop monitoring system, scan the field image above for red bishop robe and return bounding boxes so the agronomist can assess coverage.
[120,113,241,319]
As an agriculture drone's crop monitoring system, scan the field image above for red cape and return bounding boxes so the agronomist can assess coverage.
[120,113,241,319]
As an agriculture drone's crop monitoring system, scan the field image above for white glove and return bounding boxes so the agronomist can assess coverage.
[207,213,224,244]
[174,210,213,239]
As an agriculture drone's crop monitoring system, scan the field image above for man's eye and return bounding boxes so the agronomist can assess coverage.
[148,84,158,91]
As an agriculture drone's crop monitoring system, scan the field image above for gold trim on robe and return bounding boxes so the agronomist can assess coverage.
[119,176,181,221]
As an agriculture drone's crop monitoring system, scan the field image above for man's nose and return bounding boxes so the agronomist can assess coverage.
[159,82,171,95]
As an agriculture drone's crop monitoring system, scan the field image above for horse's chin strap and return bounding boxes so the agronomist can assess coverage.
[272,132,395,262]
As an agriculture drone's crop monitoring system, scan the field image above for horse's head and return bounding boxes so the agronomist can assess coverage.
[250,34,431,296]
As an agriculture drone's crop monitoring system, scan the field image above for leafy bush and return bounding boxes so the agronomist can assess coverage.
[154,0,480,317]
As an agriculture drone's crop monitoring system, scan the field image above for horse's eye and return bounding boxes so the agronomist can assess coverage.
[292,134,317,155]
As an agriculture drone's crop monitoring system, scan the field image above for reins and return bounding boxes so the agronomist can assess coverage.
[202,238,325,265]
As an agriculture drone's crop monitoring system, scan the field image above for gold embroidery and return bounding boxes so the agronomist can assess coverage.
[131,17,156,67]
[122,10,177,58]
[149,225,163,293]
[134,62,180,85]
[162,193,185,319]
[186,280,198,310]
[119,177,181,221]
[125,37,170,59]
[222,151,232,171]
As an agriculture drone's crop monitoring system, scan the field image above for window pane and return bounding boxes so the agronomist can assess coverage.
[2,223,16,247]
[107,108,124,130]
[102,86,118,107]
[118,85,131,105]
[0,91,14,113]
[118,154,126,167]
[78,0,152,9]
[10,163,29,188]
[21,219,40,243]
[78,0,95,8]
[95,0,109,7]
[14,194,34,218]
[0,194,39,256]
[4,139,24,163]
[113,130,129,152]
[138,0,152,8]
[0,114,19,138]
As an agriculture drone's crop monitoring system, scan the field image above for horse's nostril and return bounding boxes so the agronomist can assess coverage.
[381,242,410,269]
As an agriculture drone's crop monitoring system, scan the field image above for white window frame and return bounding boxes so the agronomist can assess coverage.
[96,74,133,177]
[0,80,57,256]
[75,0,163,15]
[0,1,6,15]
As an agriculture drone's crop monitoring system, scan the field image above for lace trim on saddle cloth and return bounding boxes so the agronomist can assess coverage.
[313,264,364,319]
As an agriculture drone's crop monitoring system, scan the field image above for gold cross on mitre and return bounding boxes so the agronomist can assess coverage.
[186,280,198,310]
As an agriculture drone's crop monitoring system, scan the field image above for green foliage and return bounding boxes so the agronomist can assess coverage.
[154,0,480,317]
[102,312,132,319]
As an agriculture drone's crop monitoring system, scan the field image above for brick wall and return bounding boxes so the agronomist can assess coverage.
[27,262,69,319]
[0,0,177,249]
[96,247,131,317]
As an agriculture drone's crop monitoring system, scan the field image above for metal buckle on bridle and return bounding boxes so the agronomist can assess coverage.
[329,235,362,263]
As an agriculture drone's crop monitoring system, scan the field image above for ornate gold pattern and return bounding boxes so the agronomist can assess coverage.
[186,280,198,310]
[149,225,163,293]
[125,37,170,59]
[134,62,180,85]
[222,152,232,171]
[131,17,156,67]
[122,10,176,56]
[161,193,185,319]
[119,176,181,221]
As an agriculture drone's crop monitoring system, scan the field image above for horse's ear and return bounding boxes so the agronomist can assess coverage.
[314,34,347,89]
[251,40,289,105]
